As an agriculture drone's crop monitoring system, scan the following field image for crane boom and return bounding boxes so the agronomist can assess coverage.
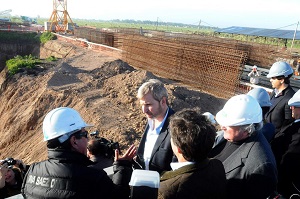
[0,9,12,16]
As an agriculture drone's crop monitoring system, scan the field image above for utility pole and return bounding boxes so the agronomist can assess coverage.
[291,21,299,51]
[156,17,159,30]
[198,19,201,30]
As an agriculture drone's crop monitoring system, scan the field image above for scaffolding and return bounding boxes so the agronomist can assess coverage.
[48,0,75,33]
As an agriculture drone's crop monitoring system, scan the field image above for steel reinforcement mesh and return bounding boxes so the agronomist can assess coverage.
[74,27,250,99]
[121,34,248,99]
[75,27,117,47]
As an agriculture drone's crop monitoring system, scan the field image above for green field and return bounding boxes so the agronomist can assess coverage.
[36,18,300,49]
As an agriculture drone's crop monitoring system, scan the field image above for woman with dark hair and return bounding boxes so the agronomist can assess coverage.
[4,167,24,196]
[0,160,26,199]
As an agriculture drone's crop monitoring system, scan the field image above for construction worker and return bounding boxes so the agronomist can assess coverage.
[21,107,136,199]
[265,61,295,135]
[247,88,275,142]
[248,65,260,84]
[271,90,300,198]
[208,94,278,199]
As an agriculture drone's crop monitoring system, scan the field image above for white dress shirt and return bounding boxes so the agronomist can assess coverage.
[143,109,169,170]
[170,161,195,170]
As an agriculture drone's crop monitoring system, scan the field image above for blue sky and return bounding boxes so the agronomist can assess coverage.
[1,0,299,30]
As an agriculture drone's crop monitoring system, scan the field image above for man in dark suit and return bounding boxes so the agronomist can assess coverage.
[134,79,175,174]
[209,94,278,199]
[271,90,300,198]
[265,61,295,136]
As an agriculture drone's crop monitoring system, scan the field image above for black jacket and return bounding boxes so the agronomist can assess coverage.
[265,86,295,135]
[135,108,175,174]
[89,155,113,170]
[271,121,300,197]
[21,148,132,199]
[210,131,278,199]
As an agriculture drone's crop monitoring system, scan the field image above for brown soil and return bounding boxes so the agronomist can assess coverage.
[0,40,226,164]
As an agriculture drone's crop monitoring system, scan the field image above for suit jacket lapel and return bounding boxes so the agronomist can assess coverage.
[274,122,294,138]
[268,87,292,114]
[275,122,300,139]
[268,95,283,113]
[137,125,149,158]
[151,118,170,158]
[150,109,173,158]
[222,135,257,174]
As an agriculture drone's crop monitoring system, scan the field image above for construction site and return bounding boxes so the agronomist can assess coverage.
[3,0,300,98]
[0,0,300,164]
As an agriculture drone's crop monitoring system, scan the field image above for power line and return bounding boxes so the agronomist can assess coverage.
[200,20,215,27]
[276,22,298,30]
[191,21,200,25]
[192,19,216,27]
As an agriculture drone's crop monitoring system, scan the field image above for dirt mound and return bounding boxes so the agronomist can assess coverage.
[0,41,226,164]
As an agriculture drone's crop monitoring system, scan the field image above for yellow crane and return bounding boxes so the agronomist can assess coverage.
[0,9,12,16]
[48,0,75,34]
[0,9,12,22]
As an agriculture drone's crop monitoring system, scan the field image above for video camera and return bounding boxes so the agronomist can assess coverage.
[1,157,17,169]
[89,131,120,159]
[3,157,16,166]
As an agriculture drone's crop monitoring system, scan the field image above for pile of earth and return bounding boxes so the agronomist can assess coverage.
[0,40,226,164]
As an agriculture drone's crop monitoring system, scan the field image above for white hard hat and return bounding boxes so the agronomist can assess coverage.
[216,94,262,126]
[288,90,300,107]
[252,65,257,69]
[43,107,93,142]
[266,61,293,78]
[247,88,272,107]
[202,112,216,124]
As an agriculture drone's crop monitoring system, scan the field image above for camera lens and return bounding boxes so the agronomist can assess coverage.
[5,158,16,166]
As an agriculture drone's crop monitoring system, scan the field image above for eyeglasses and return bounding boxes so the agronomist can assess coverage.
[74,131,88,139]
[271,76,284,80]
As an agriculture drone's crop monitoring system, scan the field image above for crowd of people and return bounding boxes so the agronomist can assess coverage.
[1,60,300,199]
